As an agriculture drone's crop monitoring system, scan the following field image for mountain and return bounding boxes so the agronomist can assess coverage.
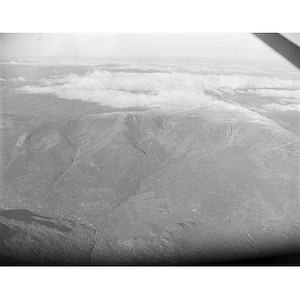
[1,104,299,265]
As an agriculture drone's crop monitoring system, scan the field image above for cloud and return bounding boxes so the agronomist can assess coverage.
[202,75,300,90]
[263,103,300,112]
[246,89,300,99]
[16,69,300,111]
[1,59,126,67]
[16,71,217,109]
[0,77,27,82]
[10,77,27,82]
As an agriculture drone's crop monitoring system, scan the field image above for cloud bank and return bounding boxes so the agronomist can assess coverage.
[263,103,300,112]
[246,89,300,99]
[16,67,300,111]
[0,77,27,82]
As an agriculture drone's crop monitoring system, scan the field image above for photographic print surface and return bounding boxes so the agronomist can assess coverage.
[0,33,299,265]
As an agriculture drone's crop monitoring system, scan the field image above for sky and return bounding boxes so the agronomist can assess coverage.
[0,33,283,60]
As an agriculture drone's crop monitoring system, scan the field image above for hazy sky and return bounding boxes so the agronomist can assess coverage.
[0,33,282,60]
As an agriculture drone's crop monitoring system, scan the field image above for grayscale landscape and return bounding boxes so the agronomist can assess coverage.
[0,33,299,265]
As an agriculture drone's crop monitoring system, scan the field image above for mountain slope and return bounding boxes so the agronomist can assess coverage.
[1,106,300,264]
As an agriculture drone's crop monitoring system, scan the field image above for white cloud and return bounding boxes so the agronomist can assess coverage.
[17,71,218,109]
[10,77,27,82]
[246,89,300,99]
[263,103,300,112]
[16,69,300,111]
[202,75,300,90]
